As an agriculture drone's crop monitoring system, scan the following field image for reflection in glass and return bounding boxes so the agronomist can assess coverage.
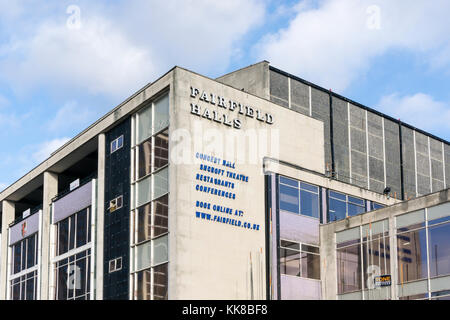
[154,130,169,171]
[428,222,450,278]
[279,184,299,213]
[138,138,152,179]
[362,236,390,290]
[153,263,168,300]
[397,227,428,283]
[337,243,362,294]
[329,198,346,222]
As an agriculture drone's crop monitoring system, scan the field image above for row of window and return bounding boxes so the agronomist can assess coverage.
[279,175,385,222]
[336,204,450,299]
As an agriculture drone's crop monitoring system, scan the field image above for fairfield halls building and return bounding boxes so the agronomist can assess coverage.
[0,61,449,300]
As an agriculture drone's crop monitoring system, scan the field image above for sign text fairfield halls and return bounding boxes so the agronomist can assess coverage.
[190,86,274,129]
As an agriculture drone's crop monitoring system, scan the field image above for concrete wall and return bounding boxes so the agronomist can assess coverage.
[169,67,325,299]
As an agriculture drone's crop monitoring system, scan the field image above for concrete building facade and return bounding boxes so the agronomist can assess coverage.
[0,61,448,300]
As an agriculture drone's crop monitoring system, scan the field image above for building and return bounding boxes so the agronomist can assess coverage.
[0,61,448,300]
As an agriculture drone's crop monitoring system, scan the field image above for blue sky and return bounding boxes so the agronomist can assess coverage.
[0,0,449,190]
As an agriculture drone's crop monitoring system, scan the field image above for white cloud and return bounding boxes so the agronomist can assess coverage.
[32,137,71,163]
[257,0,450,92]
[1,17,156,98]
[378,93,450,138]
[47,100,96,133]
[0,182,7,192]
[0,0,265,98]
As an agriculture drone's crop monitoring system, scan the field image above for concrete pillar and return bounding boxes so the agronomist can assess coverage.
[40,171,58,300]
[96,133,106,299]
[0,200,15,299]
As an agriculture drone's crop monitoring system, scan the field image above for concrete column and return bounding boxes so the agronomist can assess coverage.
[96,133,106,299]
[40,171,58,300]
[0,200,15,299]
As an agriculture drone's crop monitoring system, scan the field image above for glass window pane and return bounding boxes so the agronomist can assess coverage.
[153,263,168,300]
[153,94,169,134]
[300,182,318,193]
[300,189,319,218]
[137,203,152,243]
[154,130,169,171]
[337,244,362,294]
[153,167,169,200]
[26,235,36,269]
[328,198,346,222]
[371,202,384,211]
[69,216,76,251]
[362,237,391,290]
[330,191,346,201]
[280,240,300,251]
[57,264,68,300]
[300,252,320,280]
[153,194,168,238]
[279,176,298,187]
[428,222,450,278]
[279,184,299,213]
[397,228,428,283]
[348,203,365,217]
[138,139,152,179]
[137,269,151,300]
[153,235,169,266]
[13,243,22,274]
[137,175,152,208]
[26,275,35,300]
[137,105,152,144]
[281,249,300,276]
[76,209,87,248]
[348,196,364,206]
[302,244,319,254]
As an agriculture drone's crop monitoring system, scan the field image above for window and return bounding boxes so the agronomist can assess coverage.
[337,239,362,294]
[278,176,319,219]
[136,263,168,300]
[109,195,123,213]
[109,257,122,273]
[57,209,91,256]
[428,221,450,278]
[137,194,168,243]
[137,129,169,180]
[279,239,320,280]
[55,208,92,300]
[397,223,428,283]
[110,135,124,154]
[370,202,385,211]
[55,249,91,300]
[12,234,38,275]
[328,191,365,222]
[10,234,39,300]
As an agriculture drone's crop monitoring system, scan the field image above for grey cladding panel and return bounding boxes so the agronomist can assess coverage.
[349,104,365,130]
[415,132,429,155]
[401,126,416,198]
[350,128,366,153]
[332,97,349,182]
[53,181,92,224]
[367,112,383,137]
[270,70,288,106]
[430,139,443,160]
[417,174,431,195]
[311,87,331,166]
[291,79,309,114]
[369,156,384,183]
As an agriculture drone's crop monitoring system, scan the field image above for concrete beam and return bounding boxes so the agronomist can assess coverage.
[40,172,58,300]
[95,133,106,299]
[0,200,15,299]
